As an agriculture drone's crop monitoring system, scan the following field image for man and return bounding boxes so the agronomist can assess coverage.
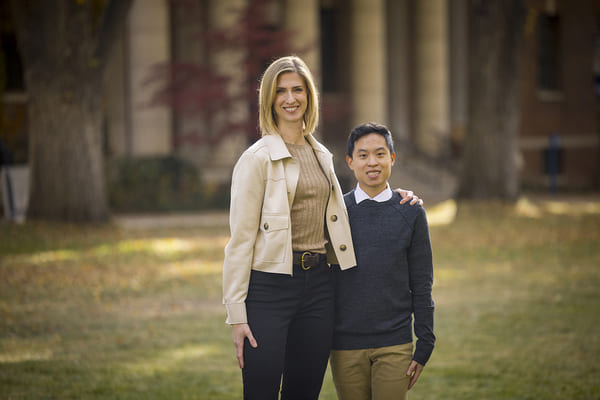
[330,122,436,400]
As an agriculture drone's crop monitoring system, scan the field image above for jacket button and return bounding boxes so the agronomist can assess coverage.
[330,215,338,222]
[339,244,347,251]
[263,223,269,230]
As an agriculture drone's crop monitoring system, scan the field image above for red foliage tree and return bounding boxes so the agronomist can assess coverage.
[147,0,306,147]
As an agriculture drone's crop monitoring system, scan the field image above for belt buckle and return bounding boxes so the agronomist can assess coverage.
[301,251,312,270]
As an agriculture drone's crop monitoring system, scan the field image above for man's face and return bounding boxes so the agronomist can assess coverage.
[346,133,395,198]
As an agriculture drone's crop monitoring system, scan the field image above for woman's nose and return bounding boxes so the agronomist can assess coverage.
[285,91,294,102]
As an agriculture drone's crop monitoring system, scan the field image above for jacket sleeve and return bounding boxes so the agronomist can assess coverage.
[222,151,266,324]
[408,207,436,365]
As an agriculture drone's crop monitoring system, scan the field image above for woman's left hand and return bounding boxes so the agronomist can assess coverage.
[395,188,423,206]
[232,323,257,369]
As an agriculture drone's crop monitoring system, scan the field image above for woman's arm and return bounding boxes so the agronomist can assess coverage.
[223,151,267,368]
[394,188,423,206]
[223,151,266,324]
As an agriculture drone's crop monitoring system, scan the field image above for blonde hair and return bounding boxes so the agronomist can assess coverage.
[258,56,319,136]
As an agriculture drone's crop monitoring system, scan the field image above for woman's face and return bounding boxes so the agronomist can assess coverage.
[273,72,308,126]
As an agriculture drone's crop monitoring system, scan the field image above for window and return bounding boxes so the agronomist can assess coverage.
[320,6,339,93]
[537,13,561,92]
[1,32,25,92]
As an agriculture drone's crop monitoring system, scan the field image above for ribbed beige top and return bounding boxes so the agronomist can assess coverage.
[286,142,330,253]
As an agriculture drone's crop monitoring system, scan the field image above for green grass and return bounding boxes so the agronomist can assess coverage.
[1,197,599,399]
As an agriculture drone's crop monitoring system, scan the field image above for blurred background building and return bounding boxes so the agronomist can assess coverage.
[1,0,599,207]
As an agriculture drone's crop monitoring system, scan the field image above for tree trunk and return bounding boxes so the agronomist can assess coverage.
[26,78,107,222]
[10,0,130,221]
[457,0,527,200]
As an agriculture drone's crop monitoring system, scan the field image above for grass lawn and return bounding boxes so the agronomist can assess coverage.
[1,196,599,399]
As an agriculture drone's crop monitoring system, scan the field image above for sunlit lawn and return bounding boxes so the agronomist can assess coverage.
[1,196,599,399]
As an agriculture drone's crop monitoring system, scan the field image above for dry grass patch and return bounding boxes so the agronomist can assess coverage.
[1,197,599,399]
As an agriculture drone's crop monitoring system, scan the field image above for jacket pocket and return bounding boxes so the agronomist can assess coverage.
[254,214,289,263]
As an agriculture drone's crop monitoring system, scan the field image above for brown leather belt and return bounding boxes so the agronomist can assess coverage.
[292,251,326,270]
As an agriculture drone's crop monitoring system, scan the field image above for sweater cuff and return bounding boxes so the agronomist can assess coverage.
[413,342,434,366]
[225,303,247,325]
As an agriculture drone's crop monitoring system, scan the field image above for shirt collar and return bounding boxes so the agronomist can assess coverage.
[354,183,393,204]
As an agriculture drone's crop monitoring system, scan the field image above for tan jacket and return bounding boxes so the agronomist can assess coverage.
[223,133,357,324]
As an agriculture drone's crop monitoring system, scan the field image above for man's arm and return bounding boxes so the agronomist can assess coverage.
[408,207,436,366]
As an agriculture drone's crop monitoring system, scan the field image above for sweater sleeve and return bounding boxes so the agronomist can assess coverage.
[408,207,436,365]
[222,151,266,325]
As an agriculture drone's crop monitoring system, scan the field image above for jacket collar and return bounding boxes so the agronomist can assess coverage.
[262,133,330,161]
[305,134,330,156]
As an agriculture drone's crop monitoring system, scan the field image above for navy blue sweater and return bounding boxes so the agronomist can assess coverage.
[332,191,435,365]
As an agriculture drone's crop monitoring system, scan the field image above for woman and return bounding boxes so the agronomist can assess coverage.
[223,56,418,399]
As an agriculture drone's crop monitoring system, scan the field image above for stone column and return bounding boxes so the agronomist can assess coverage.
[127,0,172,156]
[204,0,248,183]
[414,0,450,158]
[386,0,412,143]
[351,0,387,126]
[284,0,321,84]
[450,0,468,154]
[170,0,208,165]
[104,32,127,157]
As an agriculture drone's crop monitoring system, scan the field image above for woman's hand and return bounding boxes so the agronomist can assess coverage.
[232,323,258,369]
[395,188,424,206]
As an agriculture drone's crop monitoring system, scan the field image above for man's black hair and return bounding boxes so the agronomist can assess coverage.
[347,122,394,158]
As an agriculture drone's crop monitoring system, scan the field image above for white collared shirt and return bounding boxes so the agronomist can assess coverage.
[353,183,393,204]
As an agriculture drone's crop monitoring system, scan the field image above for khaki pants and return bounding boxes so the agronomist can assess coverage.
[330,343,413,400]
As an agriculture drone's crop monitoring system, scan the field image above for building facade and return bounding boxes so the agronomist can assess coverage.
[2,0,599,199]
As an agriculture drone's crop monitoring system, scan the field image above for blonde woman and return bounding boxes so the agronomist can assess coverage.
[223,56,420,399]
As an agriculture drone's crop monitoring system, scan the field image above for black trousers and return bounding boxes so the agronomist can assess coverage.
[242,260,335,400]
